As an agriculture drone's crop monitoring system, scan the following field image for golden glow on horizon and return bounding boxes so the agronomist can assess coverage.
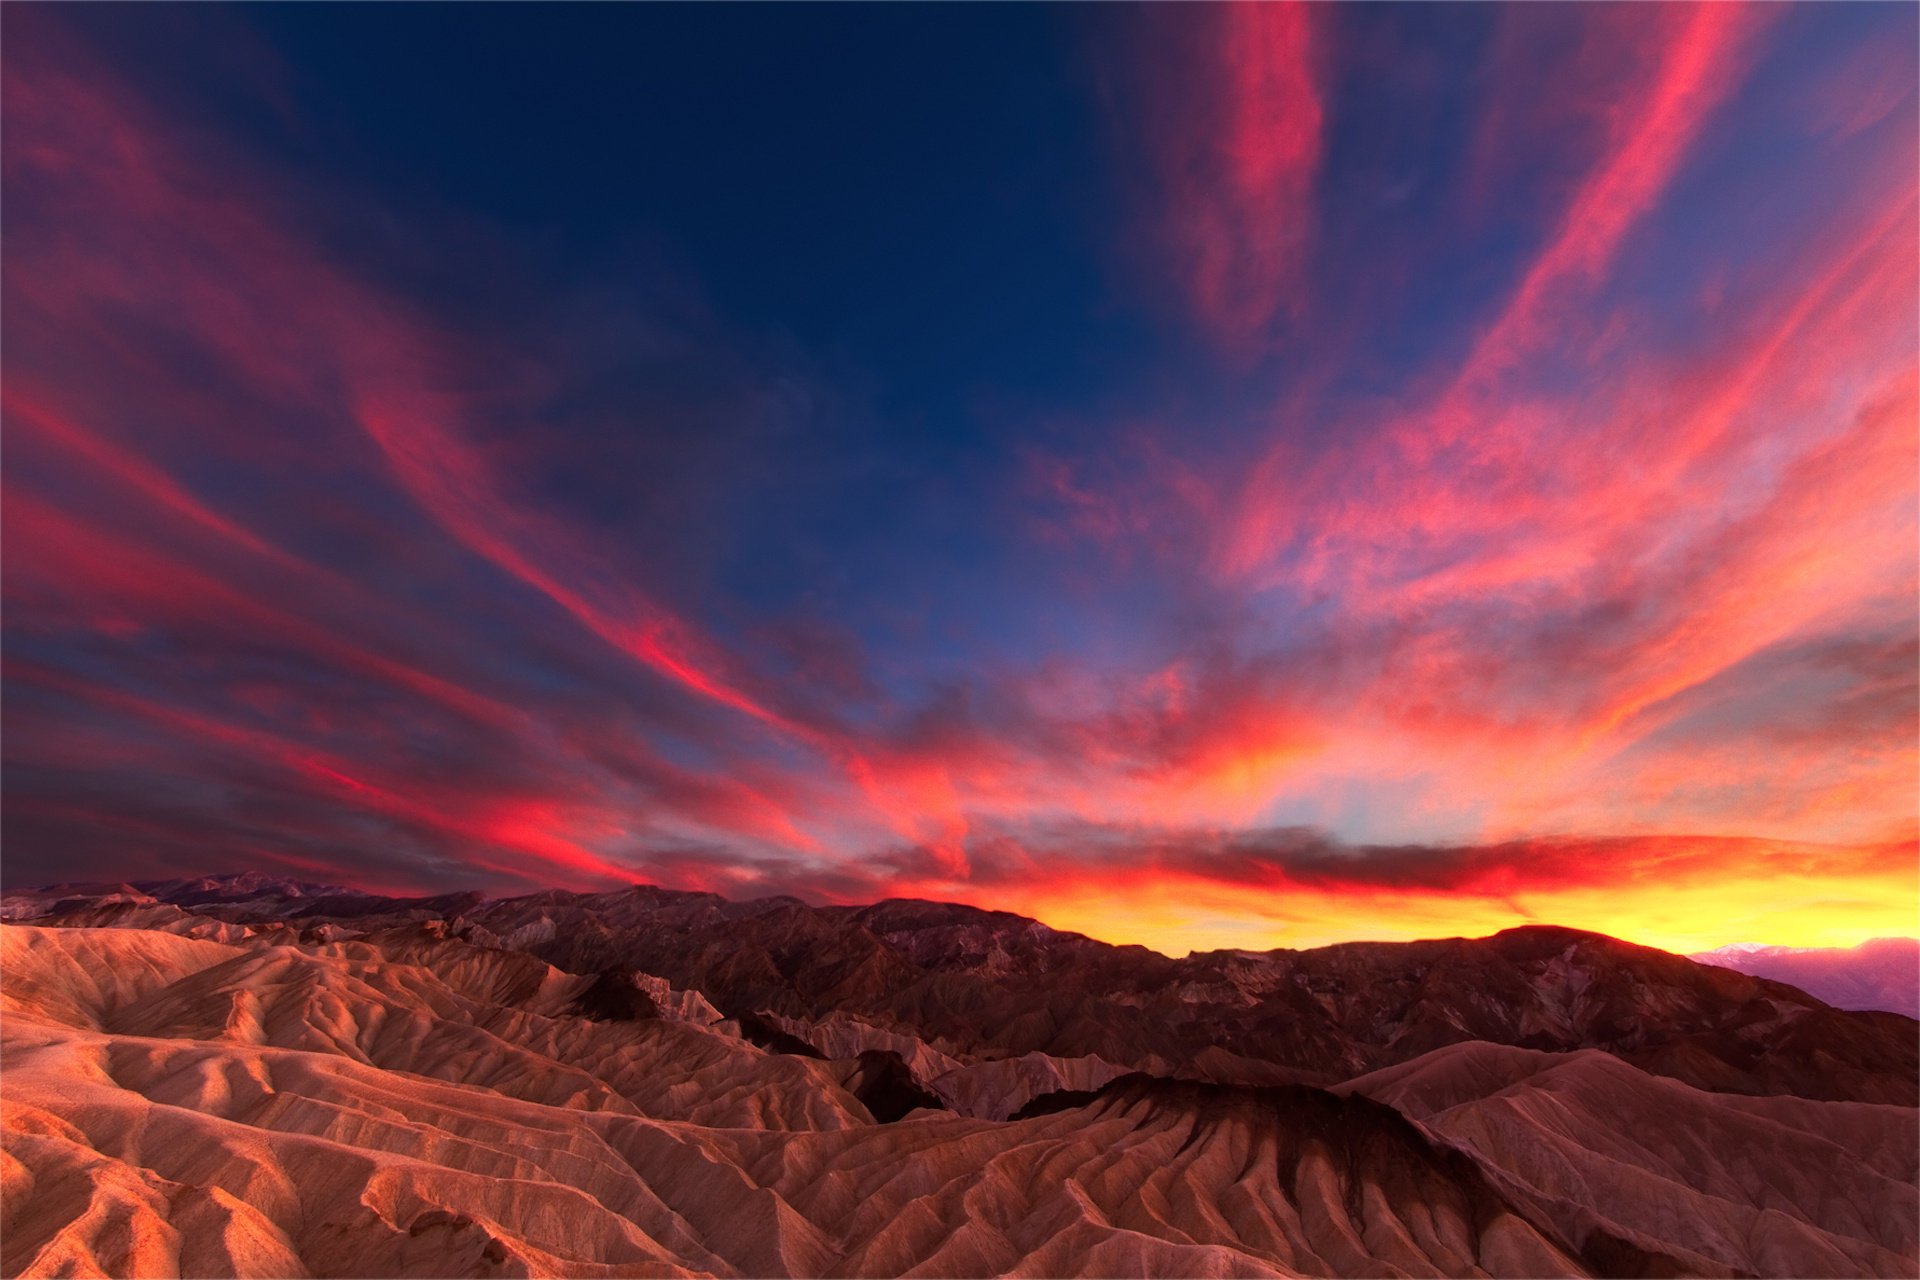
[964,839,1920,957]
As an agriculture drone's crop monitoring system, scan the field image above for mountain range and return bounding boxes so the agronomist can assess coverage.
[1,873,1914,1278]
[1690,938,1919,1020]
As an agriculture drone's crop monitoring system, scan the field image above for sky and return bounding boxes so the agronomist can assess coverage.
[3,2,1916,955]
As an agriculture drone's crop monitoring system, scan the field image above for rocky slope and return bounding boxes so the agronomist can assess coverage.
[3,876,1916,1278]
[25,875,1910,1106]
[1339,1041,1918,1277]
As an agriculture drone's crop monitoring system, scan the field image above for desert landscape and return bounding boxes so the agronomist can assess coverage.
[5,1,1918,1277]
[2,875,1915,1278]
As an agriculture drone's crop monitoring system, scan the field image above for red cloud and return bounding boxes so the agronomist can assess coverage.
[1457,3,1770,392]
[1120,1,1325,346]
[3,8,1911,953]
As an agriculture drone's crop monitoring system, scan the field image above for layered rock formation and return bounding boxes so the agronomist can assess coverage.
[2,876,1915,1278]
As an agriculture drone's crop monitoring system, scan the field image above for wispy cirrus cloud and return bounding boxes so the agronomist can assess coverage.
[3,5,1912,954]
[1109,1,1326,347]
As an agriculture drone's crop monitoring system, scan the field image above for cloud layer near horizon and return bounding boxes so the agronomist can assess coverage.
[3,4,1915,953]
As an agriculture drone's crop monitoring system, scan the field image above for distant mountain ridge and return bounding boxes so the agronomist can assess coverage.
[1691,937,1919,1018]
[6,871,1916,1106]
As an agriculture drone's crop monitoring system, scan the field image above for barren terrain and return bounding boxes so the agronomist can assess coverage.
[2,877,1914,1278]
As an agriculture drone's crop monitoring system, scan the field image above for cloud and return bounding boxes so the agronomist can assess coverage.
[1455,2,1770,391]
[2,8,1911,954]
[1108,1,1326,346]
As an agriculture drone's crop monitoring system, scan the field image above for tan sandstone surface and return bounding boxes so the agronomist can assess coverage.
[2,922,1914,1278]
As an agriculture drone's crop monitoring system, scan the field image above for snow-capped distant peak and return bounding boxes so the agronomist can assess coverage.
[1692,942,1814,960]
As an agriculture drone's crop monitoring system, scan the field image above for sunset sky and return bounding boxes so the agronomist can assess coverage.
[4,3,1915,955]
